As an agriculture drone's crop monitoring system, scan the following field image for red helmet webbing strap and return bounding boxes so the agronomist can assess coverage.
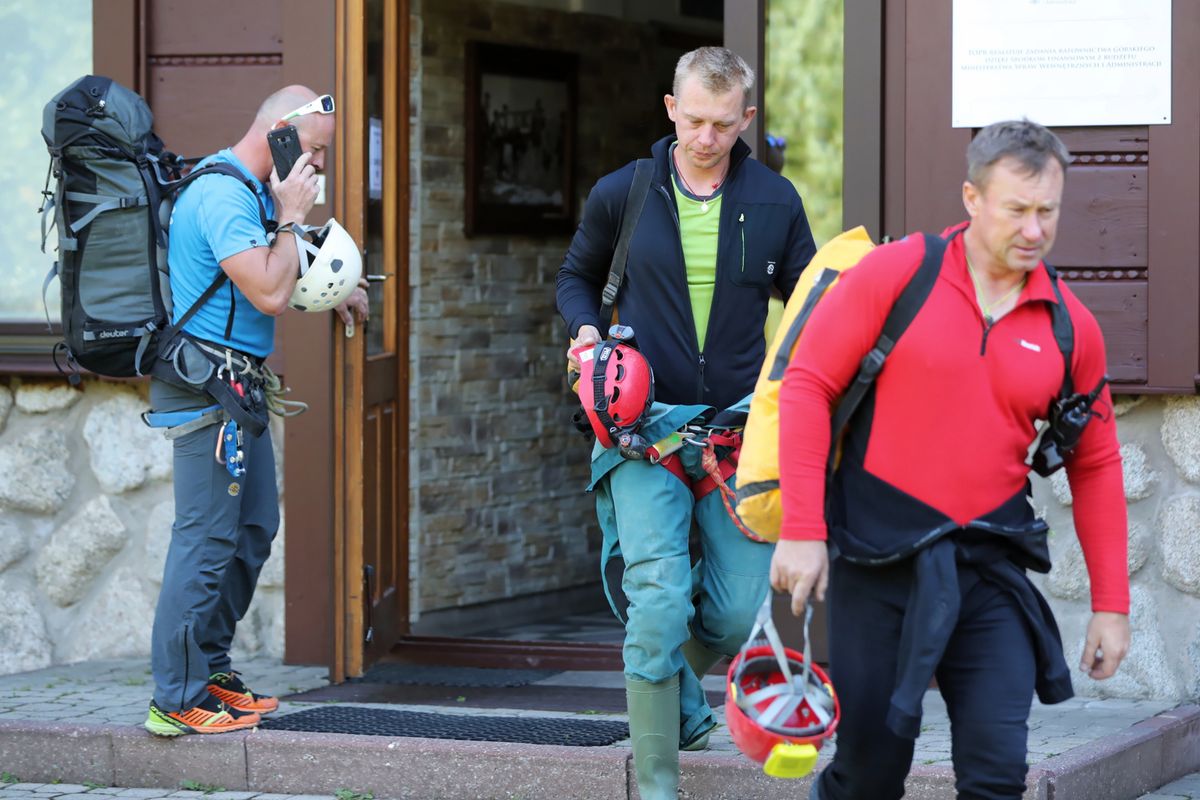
[731,596,836,735]
[589,341,623,444]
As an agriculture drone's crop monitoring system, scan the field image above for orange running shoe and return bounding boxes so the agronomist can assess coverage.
[144,694,260,737]
[207,671,280,715]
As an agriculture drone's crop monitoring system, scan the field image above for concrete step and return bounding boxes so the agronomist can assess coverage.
[2,704,1199,800]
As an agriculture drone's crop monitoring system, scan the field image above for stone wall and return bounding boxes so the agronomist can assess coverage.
[0,379,284,676]
[1030,395,1200,702]
[410,0,700,615]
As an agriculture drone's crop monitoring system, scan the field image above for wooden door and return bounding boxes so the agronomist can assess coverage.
[868,0,1200,393]
[333,0,411,680]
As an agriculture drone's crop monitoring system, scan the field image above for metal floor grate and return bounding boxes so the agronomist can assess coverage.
[263,705,629,746]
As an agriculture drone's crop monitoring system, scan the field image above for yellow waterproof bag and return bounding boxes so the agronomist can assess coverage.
[734,227,876,542]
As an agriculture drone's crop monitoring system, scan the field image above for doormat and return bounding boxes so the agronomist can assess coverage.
[262,705,629,746]
[348,663,561,688]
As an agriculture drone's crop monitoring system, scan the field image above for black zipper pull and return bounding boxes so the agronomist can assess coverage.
[980,322,991,356]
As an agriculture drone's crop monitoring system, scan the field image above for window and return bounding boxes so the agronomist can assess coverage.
[1,1,92,323]
[765,0,844,246]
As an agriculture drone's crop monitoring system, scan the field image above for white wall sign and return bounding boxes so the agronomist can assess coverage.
[952,0,1172,128]
[369,117,383,200]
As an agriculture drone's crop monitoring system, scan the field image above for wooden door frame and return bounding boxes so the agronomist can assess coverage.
[294,0,771,679]
[329,0,413,681]
[724,0,766,158]
[843,0,884,240]
[331,0,367,684]
[361,0,413,669]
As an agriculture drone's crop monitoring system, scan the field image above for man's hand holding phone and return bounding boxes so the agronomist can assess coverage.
[268,149,319,227]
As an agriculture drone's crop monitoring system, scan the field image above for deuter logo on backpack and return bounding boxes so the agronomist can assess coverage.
[40,75,267,382]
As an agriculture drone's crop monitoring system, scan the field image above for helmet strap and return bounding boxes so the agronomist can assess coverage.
[294,226,321,277]
[735,594,835,734]
[590,340,620,444]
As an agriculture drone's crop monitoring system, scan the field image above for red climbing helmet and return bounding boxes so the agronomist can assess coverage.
[726,598,840,779]
[572,325,654,453]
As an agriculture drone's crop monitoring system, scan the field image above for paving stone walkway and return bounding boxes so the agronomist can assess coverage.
[0,657,1192,799]
[1139,772,1200,799]
[6,772,1200,799]
[0,657,1175,766]
[0,787,338,800]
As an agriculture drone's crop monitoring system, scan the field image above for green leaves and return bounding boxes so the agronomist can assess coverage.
[334,789,374,800]
[765,0,846,247]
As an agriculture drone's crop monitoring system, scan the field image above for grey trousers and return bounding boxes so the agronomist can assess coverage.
[149,379,279,712]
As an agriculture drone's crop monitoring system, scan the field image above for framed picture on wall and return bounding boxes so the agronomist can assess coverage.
[465,42,577,237]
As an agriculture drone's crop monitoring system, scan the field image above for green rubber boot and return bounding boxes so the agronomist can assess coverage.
[682,635,724,678]
[680,637,723,751]
[626,675,681,800]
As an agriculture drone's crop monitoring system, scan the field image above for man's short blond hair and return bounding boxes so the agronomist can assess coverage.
[673,47,755,109]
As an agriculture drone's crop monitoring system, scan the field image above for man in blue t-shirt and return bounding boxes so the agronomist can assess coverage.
[145,86,367,737]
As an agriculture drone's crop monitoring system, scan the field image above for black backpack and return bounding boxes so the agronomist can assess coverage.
[40,75,268,382]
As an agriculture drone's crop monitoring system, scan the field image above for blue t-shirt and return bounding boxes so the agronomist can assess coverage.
[167,149,277,357]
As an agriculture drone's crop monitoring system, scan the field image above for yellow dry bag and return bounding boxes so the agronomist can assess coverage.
[734,227,877,542]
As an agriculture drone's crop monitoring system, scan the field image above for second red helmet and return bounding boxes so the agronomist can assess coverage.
[571,326,654,450]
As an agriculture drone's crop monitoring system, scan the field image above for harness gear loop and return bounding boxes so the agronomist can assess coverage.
[659,428,764,542]
[186,338,308,418]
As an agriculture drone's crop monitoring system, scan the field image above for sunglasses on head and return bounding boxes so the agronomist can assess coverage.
[281,94,335,122]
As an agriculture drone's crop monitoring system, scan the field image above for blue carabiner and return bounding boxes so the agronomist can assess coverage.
[220,419,246,478]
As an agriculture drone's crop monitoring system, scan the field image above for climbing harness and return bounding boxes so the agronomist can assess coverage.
[656,424,763,542]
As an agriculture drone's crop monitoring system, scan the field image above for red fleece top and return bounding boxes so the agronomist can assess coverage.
[778,224,1129,613]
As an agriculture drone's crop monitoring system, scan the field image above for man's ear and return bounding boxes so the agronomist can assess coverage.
[740,105,758,131]
[664,94,677,121]
[962,180,980,216]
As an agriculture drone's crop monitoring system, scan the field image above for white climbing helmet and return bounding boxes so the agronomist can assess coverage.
[288,218,363,312]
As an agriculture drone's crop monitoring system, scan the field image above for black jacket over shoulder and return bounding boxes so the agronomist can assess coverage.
[556,135,817,410]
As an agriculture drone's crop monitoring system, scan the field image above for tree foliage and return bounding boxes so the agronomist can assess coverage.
[1,0,91,320]
[765,0,844,247]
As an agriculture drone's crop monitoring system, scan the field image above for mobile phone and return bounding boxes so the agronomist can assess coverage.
[267,125,303,179]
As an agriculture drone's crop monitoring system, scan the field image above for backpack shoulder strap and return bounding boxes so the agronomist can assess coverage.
[164,161,274,338]
[828,232,948,452]
[166,161,272,233]
[598,158,655,325]
[1043,263,1075,397]
[171,271,230,337]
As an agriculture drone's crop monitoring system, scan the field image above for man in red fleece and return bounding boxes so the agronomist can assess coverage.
[773,120,1130,800]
